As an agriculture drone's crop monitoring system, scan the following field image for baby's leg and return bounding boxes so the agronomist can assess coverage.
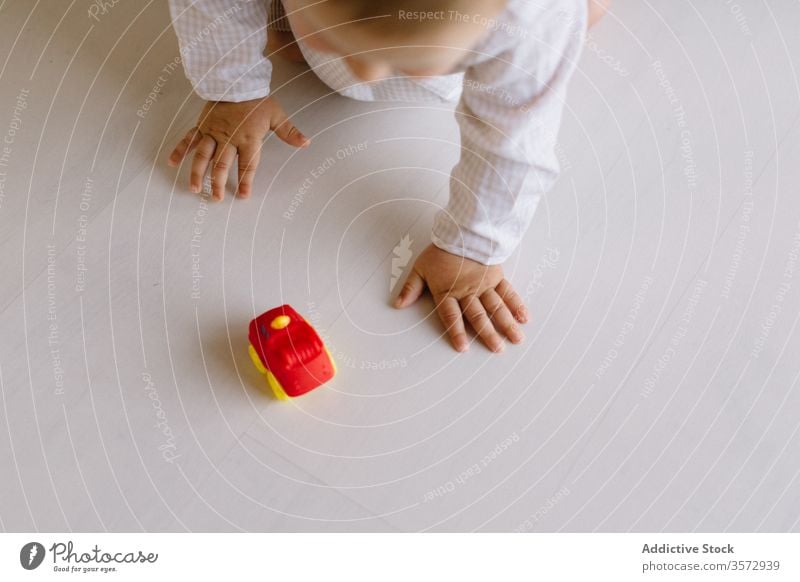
[265,0,306,62]
[588,0,610,28]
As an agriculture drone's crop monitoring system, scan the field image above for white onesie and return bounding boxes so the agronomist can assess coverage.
[168,0,587,265]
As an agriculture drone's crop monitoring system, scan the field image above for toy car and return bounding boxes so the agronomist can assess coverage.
[248,304,336,400]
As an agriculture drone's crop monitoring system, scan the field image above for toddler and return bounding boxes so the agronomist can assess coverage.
[166,0,608,353]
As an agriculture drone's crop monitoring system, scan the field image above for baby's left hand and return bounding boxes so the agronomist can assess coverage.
[393,244,528,352]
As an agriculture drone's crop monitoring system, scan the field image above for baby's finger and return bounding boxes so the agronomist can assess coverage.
[434,295,469,352]
[394,269,425,308]
[272,111,310,148]
[460,294,504,352]
[236,142,262,198]
[190,134,217,194]
[481,289,524,344]
[497,278,529,323]
[168,127,202,167]
[211,142,237,201]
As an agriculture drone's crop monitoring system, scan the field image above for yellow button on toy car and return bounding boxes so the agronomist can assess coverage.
[270,315,291,329]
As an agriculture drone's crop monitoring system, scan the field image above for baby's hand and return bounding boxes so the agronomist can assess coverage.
[393,243,529,353]
[166,96,310,200]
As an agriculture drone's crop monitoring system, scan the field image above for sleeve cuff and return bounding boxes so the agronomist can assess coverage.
[192,85,271,102]
[430,230,510,266]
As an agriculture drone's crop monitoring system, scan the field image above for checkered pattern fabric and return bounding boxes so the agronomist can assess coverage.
[267,0,290,31]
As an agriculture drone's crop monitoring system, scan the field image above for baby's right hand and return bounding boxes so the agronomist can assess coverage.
[167,95,310,200]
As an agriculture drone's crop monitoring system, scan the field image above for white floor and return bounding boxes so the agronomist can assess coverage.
[1,0,799,532]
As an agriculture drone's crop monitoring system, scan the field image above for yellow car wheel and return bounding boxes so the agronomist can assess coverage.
[249,344,290,400]
[325,346,337,376]
[266,370,290,400]
[248,344,267,374]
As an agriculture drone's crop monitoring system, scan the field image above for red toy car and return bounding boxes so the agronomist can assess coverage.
[248,304,336,399]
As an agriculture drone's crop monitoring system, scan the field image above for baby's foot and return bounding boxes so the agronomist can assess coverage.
[267,30,306,63]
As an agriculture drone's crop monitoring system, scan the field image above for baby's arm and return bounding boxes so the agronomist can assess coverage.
[166,0,309,199]
[432,0,587,265]
[168,0,274,103]
[395,0,587,352]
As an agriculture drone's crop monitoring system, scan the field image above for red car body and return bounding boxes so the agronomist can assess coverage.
[248,304,336,399]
